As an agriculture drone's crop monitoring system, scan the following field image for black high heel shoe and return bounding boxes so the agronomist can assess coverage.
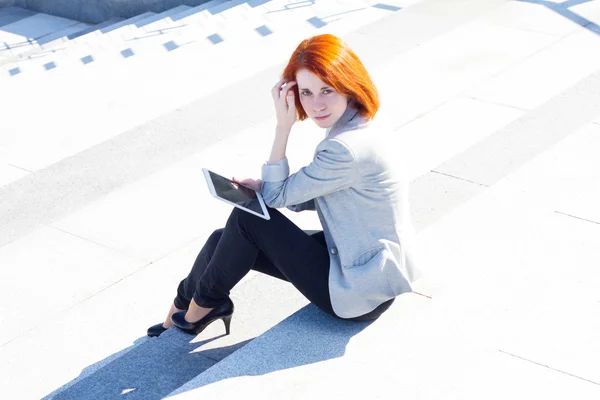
[147,323,168,337]
[171,298,234,335]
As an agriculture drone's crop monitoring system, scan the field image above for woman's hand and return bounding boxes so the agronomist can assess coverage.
[232,177,263,192]
[272,78,297,133]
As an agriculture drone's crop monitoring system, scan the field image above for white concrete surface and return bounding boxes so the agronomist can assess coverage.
[0,226,146,346]
[416,129,600,384]
[479,122,600,225]
[572,0,600,25]
[394,96,523,180]
[2,1,600,399]
[482,0,586,37]
[0,164,30,186]
[0,235,203,399]
[375,17,557,129]
[0,13,80,55]
[1,21,90,57]
[171,291,600,399]
[49,118,321,263]
[469,27,600,110]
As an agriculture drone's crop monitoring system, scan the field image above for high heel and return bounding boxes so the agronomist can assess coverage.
[171,298,234,335]
[222,314,232,335]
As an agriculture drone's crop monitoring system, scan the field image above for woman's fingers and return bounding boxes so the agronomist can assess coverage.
[272,79,286,99]
[279,82,297,112]
[272,79,298,130]
[272,78,285,92]
[272,79,297,101]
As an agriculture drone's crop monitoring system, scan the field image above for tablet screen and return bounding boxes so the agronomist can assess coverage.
[207,171,267,216]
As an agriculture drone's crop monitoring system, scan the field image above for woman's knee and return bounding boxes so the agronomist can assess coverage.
[206,228,224,248]
[228,203,272,228]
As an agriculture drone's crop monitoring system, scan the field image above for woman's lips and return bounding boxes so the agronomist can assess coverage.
[315,114,330,121]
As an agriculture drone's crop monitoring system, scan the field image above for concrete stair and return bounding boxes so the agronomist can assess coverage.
[0,12,158,68]
[0,10,90,59]
[0,6,36,27]
[0,0,414,179]
[2,0,600,399]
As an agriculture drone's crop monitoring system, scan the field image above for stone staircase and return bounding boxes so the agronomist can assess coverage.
[0,0,408,181]
[1,0,600,399]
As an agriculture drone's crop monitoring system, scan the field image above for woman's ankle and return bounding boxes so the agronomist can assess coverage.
[184,298,213,323]
[163,303,185,328]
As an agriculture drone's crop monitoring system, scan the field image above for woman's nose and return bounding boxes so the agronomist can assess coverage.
[313,99,326,111]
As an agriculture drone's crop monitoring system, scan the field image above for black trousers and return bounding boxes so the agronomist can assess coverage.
[174,206,394,322]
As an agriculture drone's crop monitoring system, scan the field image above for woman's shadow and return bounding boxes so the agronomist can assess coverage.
[43,304,373,399]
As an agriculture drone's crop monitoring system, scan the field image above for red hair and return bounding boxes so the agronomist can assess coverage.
[282,34,380,121]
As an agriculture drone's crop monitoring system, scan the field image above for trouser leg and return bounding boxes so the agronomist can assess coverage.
[175,206,335,316]
[174,205,396,321]
[174,229,223,310]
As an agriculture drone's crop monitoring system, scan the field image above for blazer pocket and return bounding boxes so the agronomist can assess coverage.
[345,246,383,269]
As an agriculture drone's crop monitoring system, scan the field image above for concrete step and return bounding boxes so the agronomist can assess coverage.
[35,22,92,46]
[1,11,157,72]
[132,4,192,28]
[0,21,91,58]
[0,18,124,67]
[67,17,125,39]
[170,0,228,21]
[0,0,381,75]
[0,0,402,93]
[39,269,311,399]
[100,0,388,65]
[6,1,600,397]
[0,5,36,27]
[0,0,528,198]
[42,328,218,399]
[0,0,412,176]
[0,12,82,57]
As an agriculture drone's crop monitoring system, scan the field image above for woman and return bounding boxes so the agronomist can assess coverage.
[147,33,420,338]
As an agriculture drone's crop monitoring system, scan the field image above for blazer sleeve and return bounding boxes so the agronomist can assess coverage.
[287,199,316,212]
[261,139,357,209]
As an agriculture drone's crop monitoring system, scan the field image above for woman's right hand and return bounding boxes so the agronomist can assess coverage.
[232,177,263,192]
[272,78,297,133]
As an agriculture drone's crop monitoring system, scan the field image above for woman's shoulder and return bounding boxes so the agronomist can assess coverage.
[326,115,393,152]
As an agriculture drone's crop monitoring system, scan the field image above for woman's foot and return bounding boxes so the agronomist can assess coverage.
[147,303,185,337]
[171,298,234,335]
[183,298,213,323]
[162,303,185,328]
[147,323,167,337]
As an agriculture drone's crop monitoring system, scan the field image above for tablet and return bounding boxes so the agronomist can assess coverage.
[202,168,270,220]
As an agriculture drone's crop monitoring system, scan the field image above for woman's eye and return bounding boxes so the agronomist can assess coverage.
[301,91,311,96]
[322,89,332,94]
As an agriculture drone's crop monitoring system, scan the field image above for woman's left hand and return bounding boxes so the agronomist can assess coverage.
[272,79,297,132]
[232,177,263,192]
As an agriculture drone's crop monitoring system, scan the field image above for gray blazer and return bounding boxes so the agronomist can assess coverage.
[261,106,420,318]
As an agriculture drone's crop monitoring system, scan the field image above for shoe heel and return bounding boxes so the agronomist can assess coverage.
[223,315,232,335]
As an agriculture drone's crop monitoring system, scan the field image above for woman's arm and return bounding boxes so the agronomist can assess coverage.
[287,199,316,212]
[268,125,292,164]
[262,77,358,209]
[232,79,298,194]
[269,78,297,163]
[261,139,357,208]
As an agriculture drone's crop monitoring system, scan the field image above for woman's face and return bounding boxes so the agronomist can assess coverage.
[296,69,349,129]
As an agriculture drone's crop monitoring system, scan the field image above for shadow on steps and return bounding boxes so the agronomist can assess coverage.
[43,304,372,399]
[170,304,374,397]
[42,328,248,400]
